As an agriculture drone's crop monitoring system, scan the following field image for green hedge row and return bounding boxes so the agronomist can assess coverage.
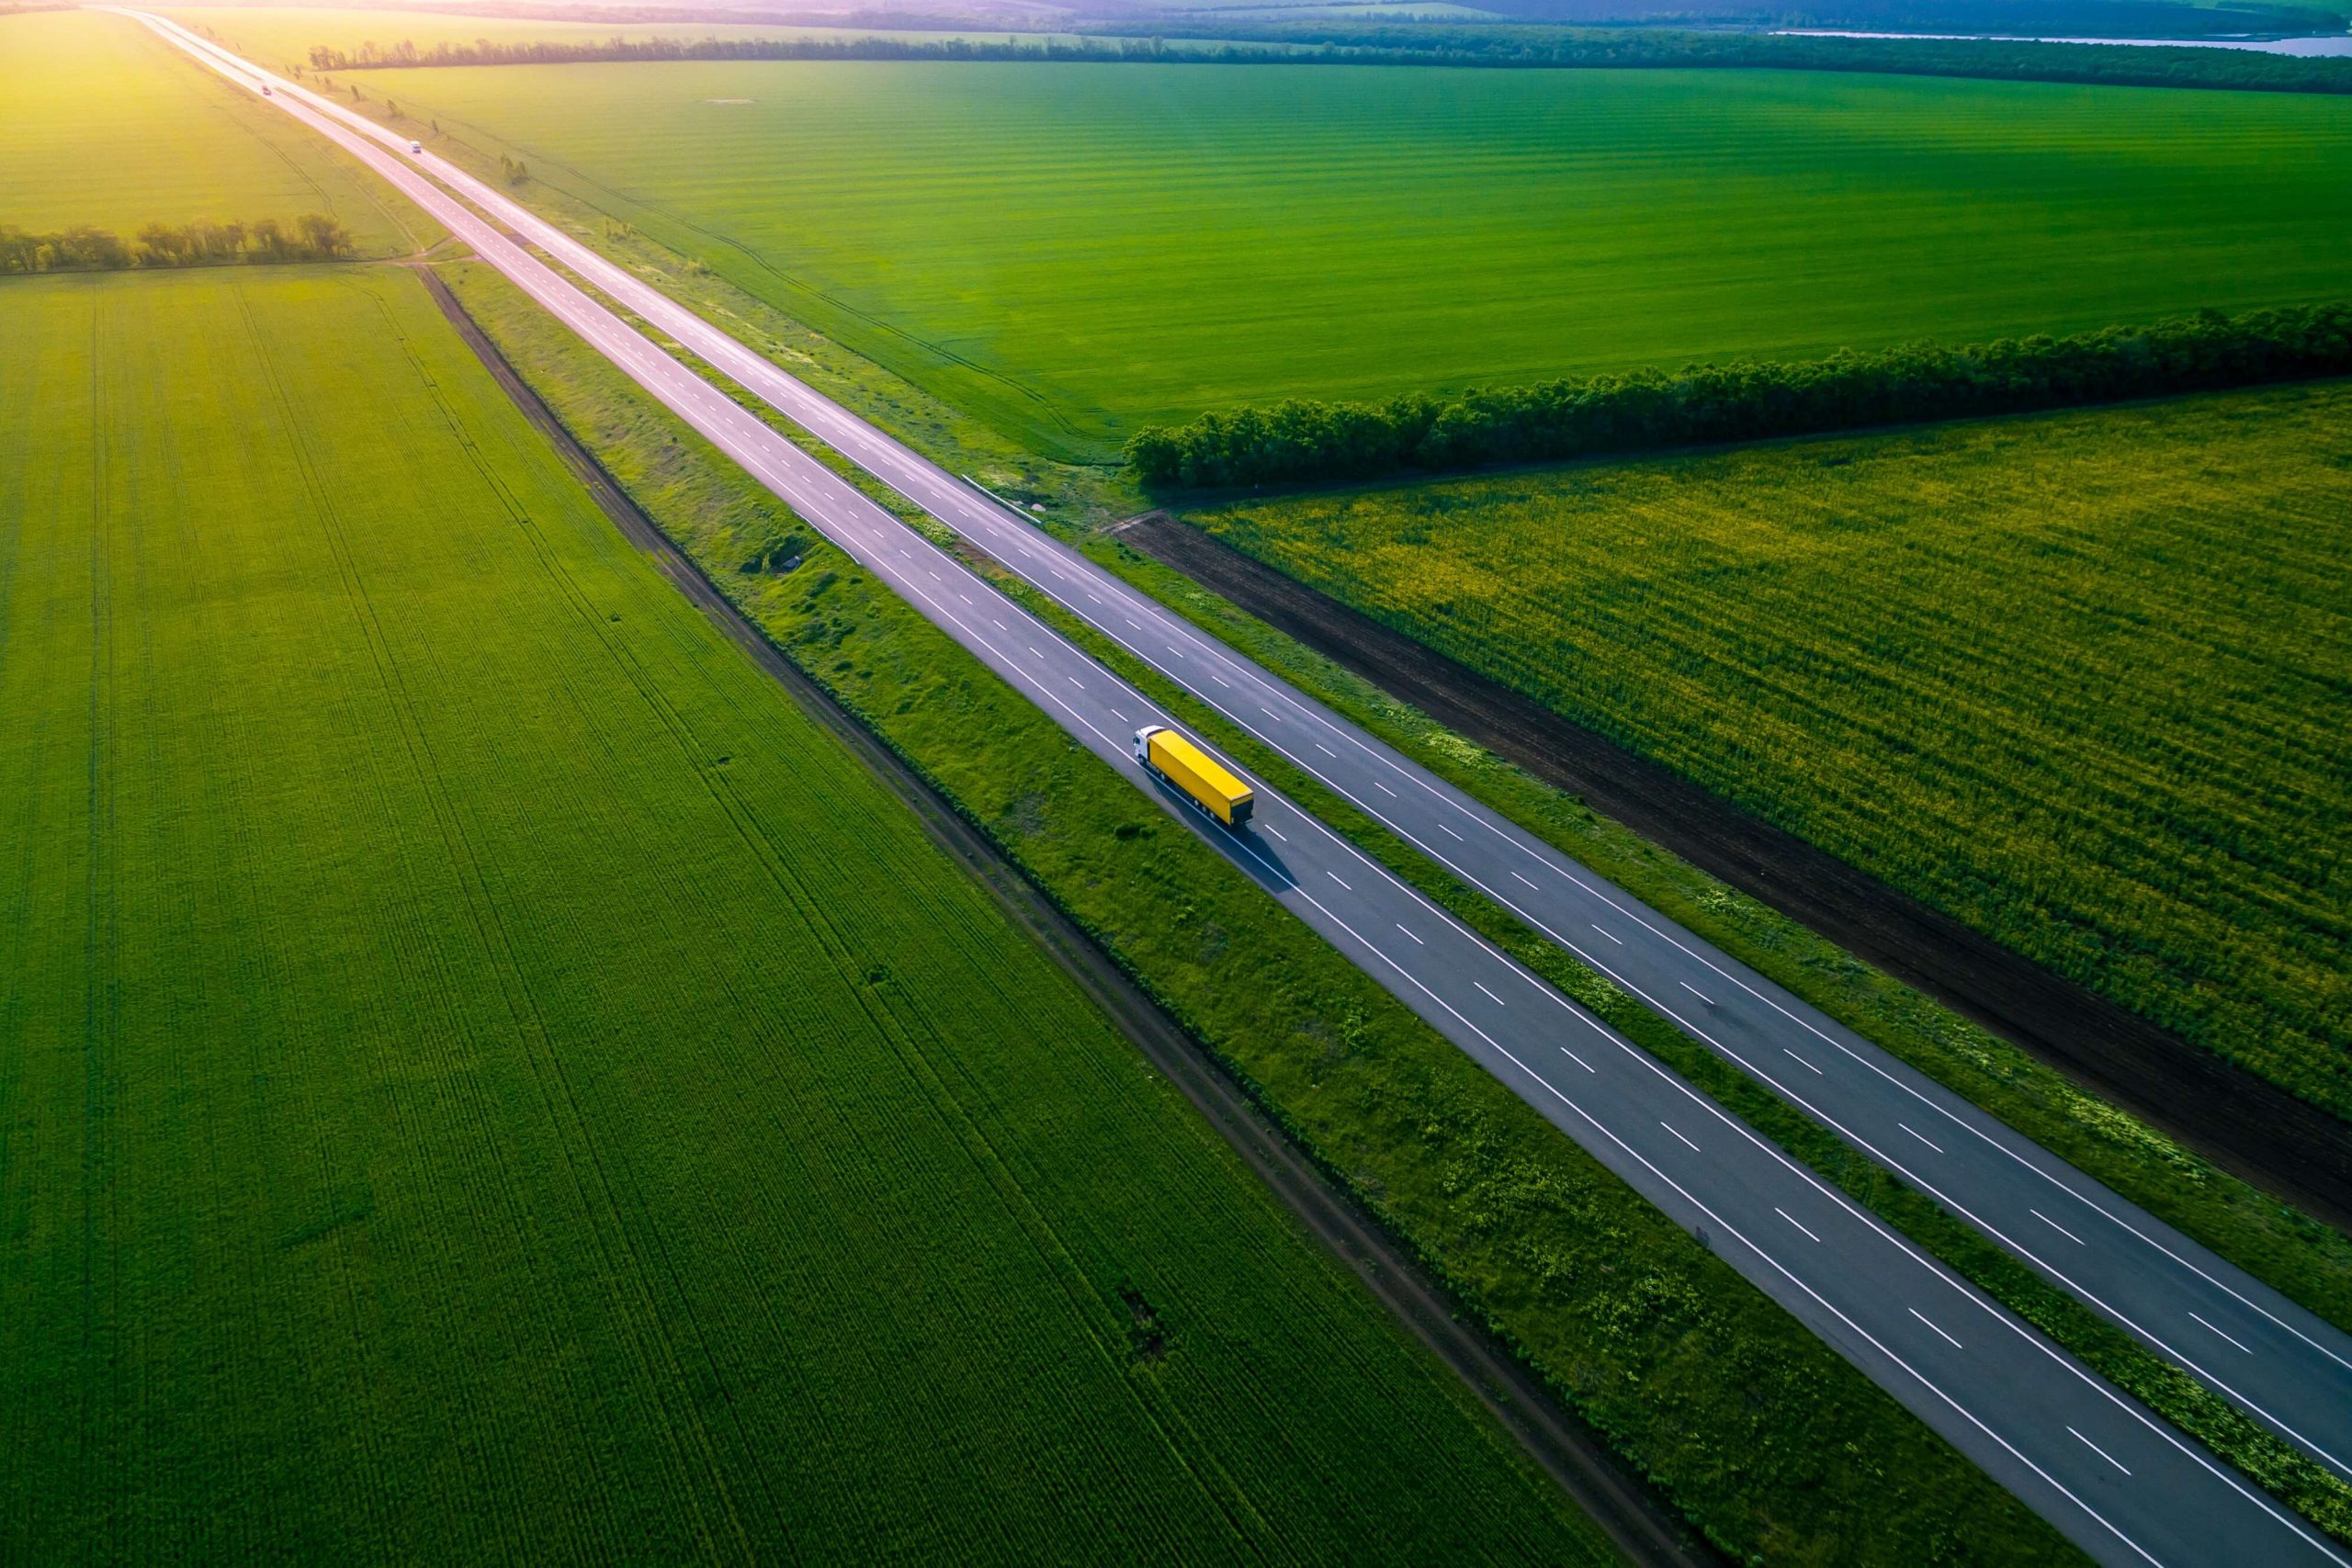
[1126,303,2352,489]
[0,215,353,274]
[302,27,2352,96]
[1104,22,2352,92]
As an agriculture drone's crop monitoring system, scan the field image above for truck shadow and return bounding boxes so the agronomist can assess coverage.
[1139,773,1296,892]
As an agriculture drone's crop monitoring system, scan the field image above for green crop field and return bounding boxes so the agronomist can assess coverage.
[0,265,1606,1562]
[346,59,2352,457]
[1187,382,2352,1121]
[0,11,409,251]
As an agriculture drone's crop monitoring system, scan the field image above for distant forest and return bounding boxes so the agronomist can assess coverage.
[300,27,2352,94]
[248,0,2350,36]
[1448,0,2343,36]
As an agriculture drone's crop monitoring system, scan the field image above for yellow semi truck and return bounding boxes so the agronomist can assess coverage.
[1134,725,1254,828]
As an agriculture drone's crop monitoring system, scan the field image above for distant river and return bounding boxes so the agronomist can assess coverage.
[1778,28,2352,53]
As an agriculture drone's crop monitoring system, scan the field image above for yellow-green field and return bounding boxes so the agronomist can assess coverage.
[1188,382,2352,1119]
[0,264,1609,1562]
[0,10,410,250]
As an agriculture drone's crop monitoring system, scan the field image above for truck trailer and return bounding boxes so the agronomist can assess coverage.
[1135,725,1254,828]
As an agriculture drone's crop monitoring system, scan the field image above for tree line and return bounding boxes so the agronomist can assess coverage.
[0,215,356,275]
[299,27,2352,95]
[1103,24,2352,96]
[1459,0,2345,30]
[1125,303,2352,489]
[304,35,1224,70]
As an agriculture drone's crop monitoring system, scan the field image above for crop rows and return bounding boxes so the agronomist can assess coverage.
[0,266,1601,1562]
[1192,381,2352,1118]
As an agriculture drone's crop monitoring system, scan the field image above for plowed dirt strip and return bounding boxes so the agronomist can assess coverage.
[0,267,1609,1564]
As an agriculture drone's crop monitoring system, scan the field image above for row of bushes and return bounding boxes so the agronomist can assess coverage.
[300,26,2352,95]
[303,35,1250,71]
[1473,0,2349,31]
[1118,24,2352,95]
[0,215,355,275]
[1125,302,2352,488]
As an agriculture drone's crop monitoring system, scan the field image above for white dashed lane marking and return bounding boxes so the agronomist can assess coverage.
[2192,1313,2255,1355]
[2069,1427,2132,1477]
[1910,1308,1963,1350]
[2033,1209,2085,1246]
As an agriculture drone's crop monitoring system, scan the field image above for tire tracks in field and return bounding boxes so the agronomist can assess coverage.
[233,276,750,1560]
[226,276,540,1560]
[169,326,399,1560]
[356,276,784,1559]
[384,264,931,1547]
[220,276,442,1558]
[357,271,792,1558]
[76,272,121,1561]
[404,268,1124,1555]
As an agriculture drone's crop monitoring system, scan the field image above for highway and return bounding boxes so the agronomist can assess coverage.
[124,12,2352,1562]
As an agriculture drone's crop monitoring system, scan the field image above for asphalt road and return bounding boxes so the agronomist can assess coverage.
[128,13,2352,1562]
